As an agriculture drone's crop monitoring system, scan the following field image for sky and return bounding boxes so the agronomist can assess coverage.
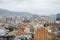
[0,0,60,15]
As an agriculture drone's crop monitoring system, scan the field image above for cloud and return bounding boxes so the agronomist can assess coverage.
[0,0,60,15]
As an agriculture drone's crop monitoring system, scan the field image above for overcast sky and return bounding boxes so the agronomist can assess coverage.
[0,0,60,15]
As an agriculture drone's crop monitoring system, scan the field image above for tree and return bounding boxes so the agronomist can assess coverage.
[5,26,14,32]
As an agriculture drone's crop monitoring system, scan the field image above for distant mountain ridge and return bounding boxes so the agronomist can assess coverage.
[0,9,33,17]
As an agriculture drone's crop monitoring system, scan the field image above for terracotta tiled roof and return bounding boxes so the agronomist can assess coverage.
[34,28,49,40]
[15,30,27,35]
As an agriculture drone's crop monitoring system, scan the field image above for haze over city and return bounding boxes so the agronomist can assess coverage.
[0,0,60,40]
[0,0,60,15]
